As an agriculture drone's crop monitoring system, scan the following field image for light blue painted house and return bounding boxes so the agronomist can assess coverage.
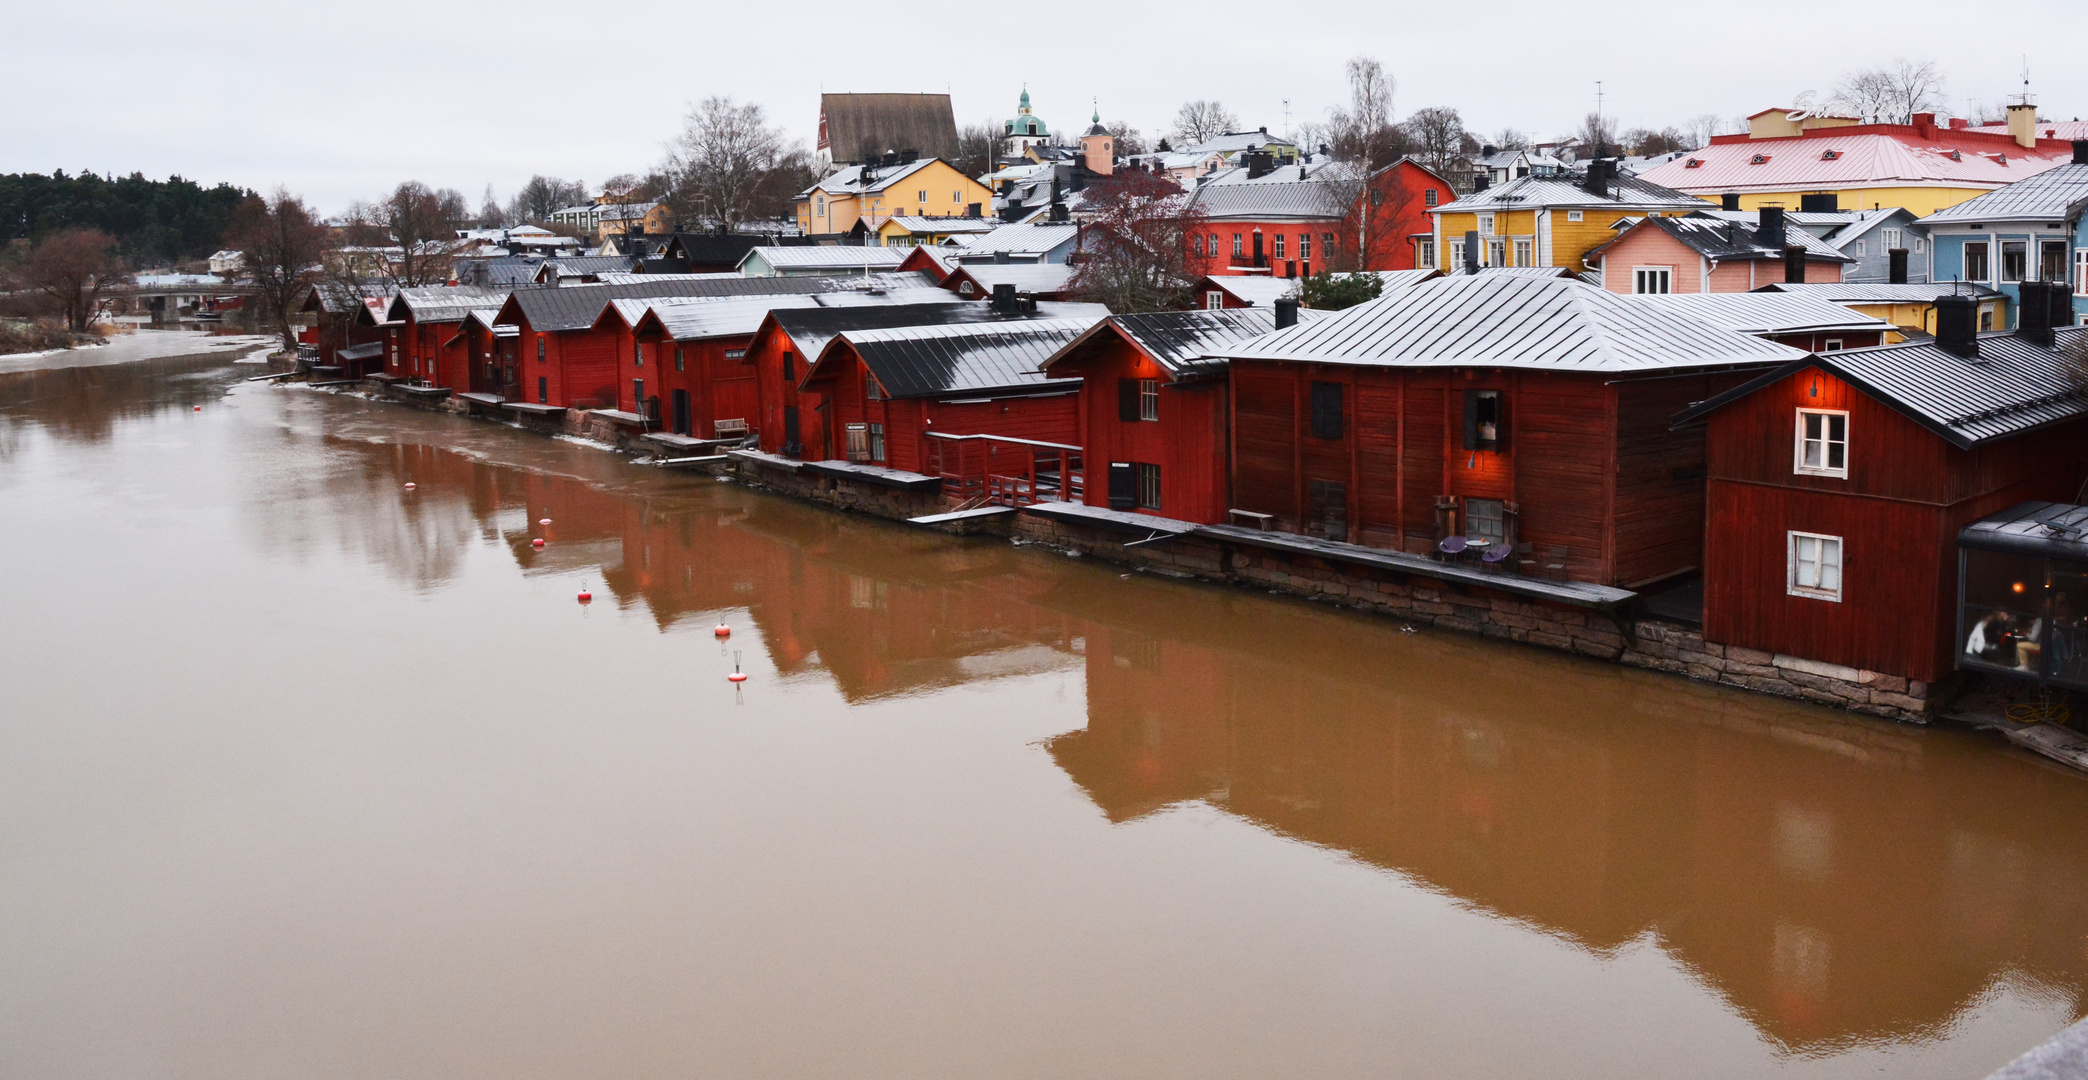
[1919,142,2088,327]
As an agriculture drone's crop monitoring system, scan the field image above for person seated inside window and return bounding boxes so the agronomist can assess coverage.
[1966,610,2019,663]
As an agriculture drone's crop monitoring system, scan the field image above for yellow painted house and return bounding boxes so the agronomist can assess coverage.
[1752,281,2008,337]
[1635,105,2080,217]
[796,157,995,238]
[1428,164,1707,273]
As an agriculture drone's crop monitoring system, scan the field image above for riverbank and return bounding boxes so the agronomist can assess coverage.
[0,328,276,372]
[324,371,1942,726]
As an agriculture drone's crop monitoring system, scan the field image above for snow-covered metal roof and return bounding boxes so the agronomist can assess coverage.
[1631,292,1895,336]
[1219,273,1804,372]
[1922,161,2088,224]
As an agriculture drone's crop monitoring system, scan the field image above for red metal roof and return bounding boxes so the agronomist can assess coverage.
[1640,123,2073,194]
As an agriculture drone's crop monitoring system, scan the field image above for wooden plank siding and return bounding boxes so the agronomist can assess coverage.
[1228,360,1732,588]
[1051,334,1231,524]
[1701,366,2088,681]
[798,342,1081,475]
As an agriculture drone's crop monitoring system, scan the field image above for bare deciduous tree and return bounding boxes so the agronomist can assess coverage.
[953,120,1001,178]
[475,185,505,228]
[1066,169,1204,313]
[1624,126,1690,156]
[506,176,588,225]
[1572,111,1619,157]
[659,96,806,232]
[224,189,326,353]
[1488,128,1532,151]
[381,182,458,286]
[19,228,120,331]
[1170,100,1239,147]
[1685,113,1730,149]
[1400,107,1473,187]
[1106,121,1147,158]
[1325,56,1402,171]
[1831,58,1946,124]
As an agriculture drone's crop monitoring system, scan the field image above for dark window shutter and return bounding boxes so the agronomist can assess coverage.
[1118,378,1140,422]
[1493,395,1509,452]
[1310,381,1344,439]
[1107,463,1136,508]
[1463,389,1480,450]
[782,352,795,381]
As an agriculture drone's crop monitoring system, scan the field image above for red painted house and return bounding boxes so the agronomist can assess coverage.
[798,314,1104,492]
[1674,288,2088,690]
[1591,209,1850,294]
[1038,305,1327,523]
[382,285,511,388]
[297,283,392,376]
[1215,273,1802,585]
[940,262,1073,302]
[1186,157,1459,279]
[487,274,944,409]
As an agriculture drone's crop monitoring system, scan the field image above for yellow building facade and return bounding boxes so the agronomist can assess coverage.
[796,159,996,238]
[1428,179,1706,273]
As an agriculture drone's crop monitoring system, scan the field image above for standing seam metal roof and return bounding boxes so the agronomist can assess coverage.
[1220,274,1805,371]
[499,273,941,332]
[835,319,1100,399]
[1921,162,2088,223]
[1050,307,1333,381]
[1675,326,2088,448]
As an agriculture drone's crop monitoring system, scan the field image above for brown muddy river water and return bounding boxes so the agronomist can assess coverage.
[4,353,2088,1079]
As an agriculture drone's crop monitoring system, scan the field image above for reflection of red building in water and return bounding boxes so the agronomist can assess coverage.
[1038,577,2088,1053]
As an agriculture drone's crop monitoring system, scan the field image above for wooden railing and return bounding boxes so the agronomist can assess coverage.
[927,432,1083,507]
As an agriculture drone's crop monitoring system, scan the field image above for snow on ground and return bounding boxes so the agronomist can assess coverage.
[0,330,277,373]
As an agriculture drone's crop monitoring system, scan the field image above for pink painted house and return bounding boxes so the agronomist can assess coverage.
[1592,208,1850,294]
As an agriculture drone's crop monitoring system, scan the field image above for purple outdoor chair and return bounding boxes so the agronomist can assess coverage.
[1481,544,1512,570]
[1437,535,1468,561]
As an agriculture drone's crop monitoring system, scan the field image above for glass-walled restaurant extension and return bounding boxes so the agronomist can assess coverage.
[1959,502,2088,689]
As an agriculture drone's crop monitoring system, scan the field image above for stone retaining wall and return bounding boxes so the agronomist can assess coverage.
[1012,512,1931,723]
[344,381,1932,724]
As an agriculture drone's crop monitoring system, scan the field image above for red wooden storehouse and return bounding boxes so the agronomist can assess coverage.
[799,314,1103,496]
[1673,286,2088,686]
[1038,305,1328,524]
[1215,273,1803,586]
[297,283,392,376]
[381,285,511,388]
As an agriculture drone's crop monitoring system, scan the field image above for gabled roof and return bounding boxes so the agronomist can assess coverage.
[1673,327,2088,448]
[805,157,939,197]
[1045,306,1333,381]
[882,216,998,234]
[826,318,1101,399]
[1437,172,1705,214]
[1186,179,1347,222]
[1221,274,1805,372]
[1603,214,1853,263]
[1631,292,1895,336]
[819,93,959,165]
[387,284,511,324]
[945,262,1075,295]
[1184,130,1298,156]
[300,281,391,315]
[619,288,968,341]
[739,245,909,272]
[493,273,939,332]
[773,302,1104,385]
[1639,130,2073,194]
[1921,161,2088,224]
[1750,281,2003,303]
[952,222,1079,260]
[538,255,639,280]
[1197,276,1299,306]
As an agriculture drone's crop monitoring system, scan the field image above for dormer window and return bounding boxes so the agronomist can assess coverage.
[1750,154,1771,165]
[1820,150,1840,161]
[1684,158,1703,168]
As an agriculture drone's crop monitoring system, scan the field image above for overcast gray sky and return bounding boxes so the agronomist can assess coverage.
[3,0,2080,214]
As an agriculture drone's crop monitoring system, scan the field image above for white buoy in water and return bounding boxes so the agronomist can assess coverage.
[404,482,416,490]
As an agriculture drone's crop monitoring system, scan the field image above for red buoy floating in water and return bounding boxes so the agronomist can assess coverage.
[577,582,592,603]
[193,405,202,412]
[531,538,544,549]
[727,650,747,683]
[714,623,730,638]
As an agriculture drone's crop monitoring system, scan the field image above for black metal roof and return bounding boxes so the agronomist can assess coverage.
[664,233,770,267]
[839,319,1099,399]
[1960,501,2088,559]
[783,302,1104,394]
[1046,307,1332,382]
[494,272,941,333]
[1674,326,2088,449]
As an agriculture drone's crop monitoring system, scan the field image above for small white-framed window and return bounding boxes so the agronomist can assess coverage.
[1795,408,1848,477]
[2001,240,2028,283]
[1139,378,1159,421]
[1417,238,1435,267]
[1513,238,1533,267]
[1823,338,1843,351]
[1424,188,1439,207]
[1567,210,1584,222]
[1788,531,1844,601]
[1882,227,1902,249]
[1633,266,1672,294]
[1478,213,1496,235]
[1205,290,1223,310]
